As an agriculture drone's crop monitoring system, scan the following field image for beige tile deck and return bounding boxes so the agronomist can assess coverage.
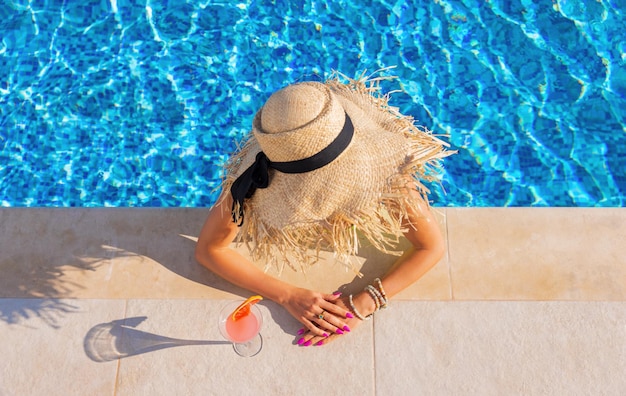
[0,299,125,396]
[447,208,626,300]
[1,207,625,395]
[375,301,626,395]
[0,207,452,300]
[115,299,373,395]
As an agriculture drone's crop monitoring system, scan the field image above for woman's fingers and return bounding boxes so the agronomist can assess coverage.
[307,309,350,336]
[297,316,353,347]
[297,298,363,347]
[300,293,352,334]
[300,318,329,339]
[323,293,353,316]
[287,288,353,336]
[319,311,351,333]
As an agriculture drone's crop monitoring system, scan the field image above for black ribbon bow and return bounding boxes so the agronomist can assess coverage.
[229,113,354,227]
[230,151,270,226]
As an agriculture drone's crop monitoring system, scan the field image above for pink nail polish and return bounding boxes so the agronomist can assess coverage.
[303,340,312,347]
[346,312,354,319]
[343,325,351,332]
[297,328,305,335]
[315,340,324,346]
[297,337,305,345]
[336,329,344,335]
[333,291,342,296]
[322,332,329,337]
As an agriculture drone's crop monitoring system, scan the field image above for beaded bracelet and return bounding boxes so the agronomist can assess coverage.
[374,278,388,301]
[365,285,382,311]
[365,286,380,310]
[348,294,371,321]
[366,284,388,310]
[372,278,388,309]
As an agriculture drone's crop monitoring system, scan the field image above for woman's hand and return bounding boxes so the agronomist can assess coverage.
[295,294,370,346]
[196,194,353,342]
[282,287,353,339]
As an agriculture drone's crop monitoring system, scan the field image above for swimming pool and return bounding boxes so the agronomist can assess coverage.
[1,0,624,207]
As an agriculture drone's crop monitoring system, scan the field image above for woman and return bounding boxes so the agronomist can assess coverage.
[195,71,451,347]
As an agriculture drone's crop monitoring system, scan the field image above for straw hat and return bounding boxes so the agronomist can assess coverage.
[222,71,451,273]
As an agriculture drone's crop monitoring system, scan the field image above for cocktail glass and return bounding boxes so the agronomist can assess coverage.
[218,300,263,357]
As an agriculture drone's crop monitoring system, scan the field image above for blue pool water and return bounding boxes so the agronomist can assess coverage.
[1,0,625,207]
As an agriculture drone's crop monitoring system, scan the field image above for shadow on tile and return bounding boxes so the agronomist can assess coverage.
[257,300,307,344]
[0,208,253,326]
[0,207,449,329]
[84,316,230,362]
[0,298,81,329]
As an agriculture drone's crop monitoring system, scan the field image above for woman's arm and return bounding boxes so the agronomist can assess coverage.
[195,193,350,336]
[350,188,445,317]
[299,187,445,346]
[194,194,289,302]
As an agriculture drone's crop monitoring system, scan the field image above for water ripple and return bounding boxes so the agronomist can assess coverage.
[0,0,624,207]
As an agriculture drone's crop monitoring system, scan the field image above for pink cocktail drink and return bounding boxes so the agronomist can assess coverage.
[225,313,260,343]
[218,300,264,357]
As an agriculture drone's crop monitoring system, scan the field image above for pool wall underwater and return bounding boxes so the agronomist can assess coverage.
[1,0,625,207]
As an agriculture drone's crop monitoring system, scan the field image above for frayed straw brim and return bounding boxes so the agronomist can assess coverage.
[221,69,453,274]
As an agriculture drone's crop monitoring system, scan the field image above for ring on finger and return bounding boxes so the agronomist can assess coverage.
[317,311,325,320]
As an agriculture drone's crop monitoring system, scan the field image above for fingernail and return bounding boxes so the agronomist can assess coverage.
[297,337,305,345]
[343,325,351,332]
[322,332,329,337]
[346,312,354,319]
[297,328,305,335]
[333,291,342,296]
[336,329,344,335]
[303,340,312,347]
[315,340,324,346]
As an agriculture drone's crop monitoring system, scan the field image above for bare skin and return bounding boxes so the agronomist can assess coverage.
[195,187,444,346]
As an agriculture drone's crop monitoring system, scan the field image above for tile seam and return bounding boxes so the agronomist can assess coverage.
[113,298,128,396]
[371,318,377,396]
[445,209,455,301]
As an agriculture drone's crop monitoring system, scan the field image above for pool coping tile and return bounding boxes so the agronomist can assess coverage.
[1,207,625,302]
[446,208,626,301]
